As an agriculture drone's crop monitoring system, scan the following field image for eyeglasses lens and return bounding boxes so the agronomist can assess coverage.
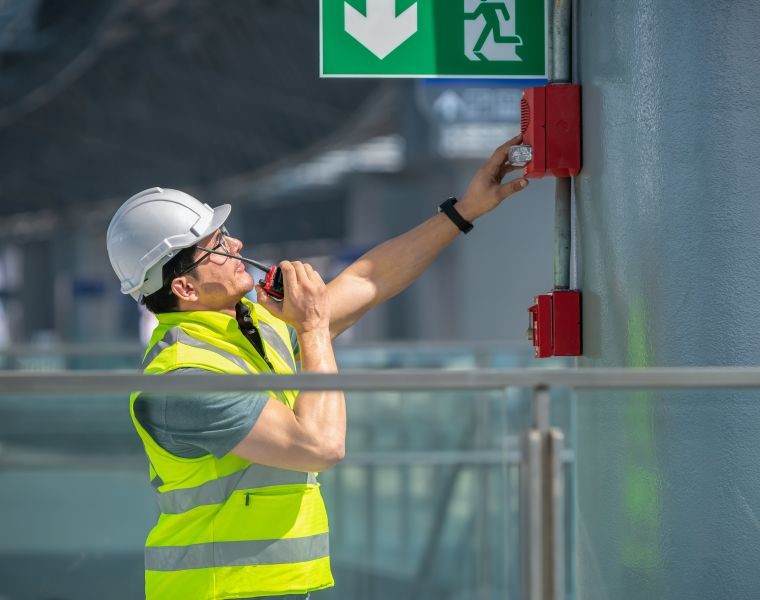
[207,227,232,264]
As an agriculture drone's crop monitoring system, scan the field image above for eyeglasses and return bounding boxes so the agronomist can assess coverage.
[170,226,232,281]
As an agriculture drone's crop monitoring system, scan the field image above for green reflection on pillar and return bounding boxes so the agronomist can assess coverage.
[620,299,662,577]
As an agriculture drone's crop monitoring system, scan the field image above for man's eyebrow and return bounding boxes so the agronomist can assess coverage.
[202,231,222,247]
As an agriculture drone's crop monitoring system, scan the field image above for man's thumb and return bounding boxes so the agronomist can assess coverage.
[255,285,276,311]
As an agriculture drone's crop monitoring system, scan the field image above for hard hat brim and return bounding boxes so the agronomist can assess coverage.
[202,204,231,241]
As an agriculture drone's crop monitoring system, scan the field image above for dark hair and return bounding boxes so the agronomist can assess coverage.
[141,246,198,314]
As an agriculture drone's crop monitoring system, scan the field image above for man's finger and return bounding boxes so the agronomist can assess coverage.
[498,177,529,198]
[255,284,283,315]
[494,133,523,154]
[310,268,325,286]
[497,162,521,181]
[292,261,308,283]
[487,133,523,169]
[279,261,297,292]
[303,262,316,280]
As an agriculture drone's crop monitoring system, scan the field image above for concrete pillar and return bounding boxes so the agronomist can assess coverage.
[575,0,760,597]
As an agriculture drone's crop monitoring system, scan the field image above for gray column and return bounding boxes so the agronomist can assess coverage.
[575,1,760,598]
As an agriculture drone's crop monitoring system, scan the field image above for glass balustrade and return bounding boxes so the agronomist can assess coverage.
[0,343,574,600]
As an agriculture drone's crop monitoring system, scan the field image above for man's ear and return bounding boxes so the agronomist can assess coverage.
[170,276,199,302]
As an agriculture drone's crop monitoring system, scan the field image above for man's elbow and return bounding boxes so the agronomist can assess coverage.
[317,439,345,470]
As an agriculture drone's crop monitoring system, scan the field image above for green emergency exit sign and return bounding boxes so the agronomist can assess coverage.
[320,0,547,78]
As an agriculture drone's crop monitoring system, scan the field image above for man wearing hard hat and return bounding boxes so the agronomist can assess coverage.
[106,135,528,600]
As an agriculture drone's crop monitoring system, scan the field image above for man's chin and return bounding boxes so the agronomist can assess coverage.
[238,272,255,295]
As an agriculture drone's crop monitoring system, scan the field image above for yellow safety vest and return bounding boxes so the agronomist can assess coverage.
[129,298,334,599]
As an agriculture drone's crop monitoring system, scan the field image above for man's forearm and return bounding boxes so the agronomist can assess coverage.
[361,213,462,297]
[327,207,486,338]
[292,329,346,462]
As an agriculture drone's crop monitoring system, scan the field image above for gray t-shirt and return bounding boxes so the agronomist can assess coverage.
[134,327,300,459]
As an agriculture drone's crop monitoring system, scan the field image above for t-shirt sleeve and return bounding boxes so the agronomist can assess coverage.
[133,368,269,459]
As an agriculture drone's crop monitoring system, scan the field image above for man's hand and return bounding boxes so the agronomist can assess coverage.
[455,133,529,222]
[256,261,330,334]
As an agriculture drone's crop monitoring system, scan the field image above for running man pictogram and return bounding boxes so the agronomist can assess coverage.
[464,0,522,61]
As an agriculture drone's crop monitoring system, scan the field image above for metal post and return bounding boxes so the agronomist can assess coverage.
[521,428,543,600]
[549,0,573,291]
[475,395,491,600]
[545,428,566,600]
[550,0,572,83]
[533,384,551,431]
[521,386,566,600]
[553,179,572,290]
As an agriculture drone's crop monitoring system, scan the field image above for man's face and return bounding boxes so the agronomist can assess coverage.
[184,228,254,309]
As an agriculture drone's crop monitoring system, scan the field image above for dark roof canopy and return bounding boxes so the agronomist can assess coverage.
[0,0,380,217]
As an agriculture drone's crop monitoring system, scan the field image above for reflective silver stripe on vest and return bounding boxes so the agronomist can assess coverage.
[145,532,329,571]
[157,464,317,514]
[258,320,297,372]
[142,327,254,374]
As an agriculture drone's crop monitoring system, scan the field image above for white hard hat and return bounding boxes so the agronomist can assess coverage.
[106,187,230,300]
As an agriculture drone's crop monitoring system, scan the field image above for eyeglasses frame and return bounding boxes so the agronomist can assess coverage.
[164,226,231,289]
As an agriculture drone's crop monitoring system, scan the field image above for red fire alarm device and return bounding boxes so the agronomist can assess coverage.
[511,84,581,178]
[528,290,582,358]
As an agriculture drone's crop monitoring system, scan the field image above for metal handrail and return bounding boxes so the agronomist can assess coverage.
[1,366,760,394]
[0,339,533,357]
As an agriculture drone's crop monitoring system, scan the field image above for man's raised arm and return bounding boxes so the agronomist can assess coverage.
[326,135,529,339]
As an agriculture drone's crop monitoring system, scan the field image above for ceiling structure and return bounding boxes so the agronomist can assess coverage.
[0,0,384,219]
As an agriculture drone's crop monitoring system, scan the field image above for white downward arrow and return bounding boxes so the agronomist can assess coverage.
[344,0,418,60]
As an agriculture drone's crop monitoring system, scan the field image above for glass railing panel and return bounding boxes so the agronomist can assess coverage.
[315,387,571,600]
[0,344,577,599]
[0,381,570,600]
[0,393,152,600]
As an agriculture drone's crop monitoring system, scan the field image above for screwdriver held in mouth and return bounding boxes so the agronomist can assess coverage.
[200,247,285,301]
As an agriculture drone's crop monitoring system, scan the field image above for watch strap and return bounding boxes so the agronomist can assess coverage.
[438,197,474,234]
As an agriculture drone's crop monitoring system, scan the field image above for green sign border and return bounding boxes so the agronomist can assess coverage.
[319,0,552,80]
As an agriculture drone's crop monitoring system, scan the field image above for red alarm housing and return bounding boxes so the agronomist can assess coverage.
[520,84,581,178]
[528,290,582,358]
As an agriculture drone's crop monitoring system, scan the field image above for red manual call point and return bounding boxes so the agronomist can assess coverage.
[528,290,582,358]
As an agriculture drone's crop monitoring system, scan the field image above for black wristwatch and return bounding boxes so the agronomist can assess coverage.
[438,197,474,234]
